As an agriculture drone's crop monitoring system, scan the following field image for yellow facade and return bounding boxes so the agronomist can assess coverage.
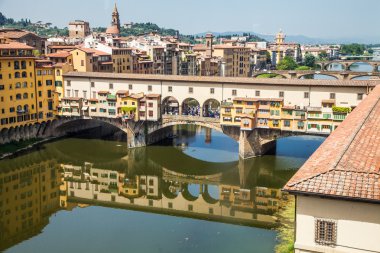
[70,48,93,72]
[35,61,56,121]
[213,46,250,77]
[0,42,37,129]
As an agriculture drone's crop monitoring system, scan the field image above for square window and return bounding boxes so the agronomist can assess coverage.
[315,219,337,246]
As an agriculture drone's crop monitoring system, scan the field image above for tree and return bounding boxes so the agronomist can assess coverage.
[276,56,298,70]
[318,50,328,60]
[303,54,316,68]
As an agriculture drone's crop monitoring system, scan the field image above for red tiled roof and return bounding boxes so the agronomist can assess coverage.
[146,94,161,98]
[0,41,34,50]
[63,72,379,88]
[46,50,71,58]
[284,85,380,203]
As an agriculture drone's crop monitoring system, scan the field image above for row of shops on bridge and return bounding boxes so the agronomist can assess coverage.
[60,91,162,122]
[220,97,350,134]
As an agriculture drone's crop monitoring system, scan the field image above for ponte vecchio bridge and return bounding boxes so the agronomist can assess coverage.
[1,72,378,159]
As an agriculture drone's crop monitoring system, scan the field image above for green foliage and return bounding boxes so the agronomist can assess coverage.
[257,73,284,79]
[340,43,366,56]
[332,106,351,113]
[275,196,295,253]
[121,107,136,113]
[296,66,311,70]
[276,56,298,70]
[318,50,328,60]
[303,53,315,68]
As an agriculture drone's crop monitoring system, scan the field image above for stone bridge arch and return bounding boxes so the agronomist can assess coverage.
[298,73,339,80]
[347,61,378,72]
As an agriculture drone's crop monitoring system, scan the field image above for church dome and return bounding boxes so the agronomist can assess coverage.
[106,25,120,35]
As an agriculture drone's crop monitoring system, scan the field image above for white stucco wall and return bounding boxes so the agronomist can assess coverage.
[295,195,380,253]
[64,77,368,109]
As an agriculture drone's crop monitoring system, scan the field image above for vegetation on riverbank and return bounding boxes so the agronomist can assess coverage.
[0,138,42,156]
[275,196,295,253]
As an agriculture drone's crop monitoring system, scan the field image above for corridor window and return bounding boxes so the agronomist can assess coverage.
[304,92,309,98]
[148,85,152,91]
[168,86,172,92]
[357,93,363,100]
[315,219,337,246]
[109,83,113,90]
[232,90,237,96]
[210,88,214,94]
[129,84,133,90]
[189,87,193,94]
[279,91,284,98]
[256,90,260,97]
[330,93,336,99]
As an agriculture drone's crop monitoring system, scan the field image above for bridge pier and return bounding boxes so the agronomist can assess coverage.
[238,129,276,159]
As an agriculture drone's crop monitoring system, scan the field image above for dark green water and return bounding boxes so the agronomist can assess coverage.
[0,126,324,253]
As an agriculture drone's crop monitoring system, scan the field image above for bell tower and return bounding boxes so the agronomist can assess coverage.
[112,3,120,30]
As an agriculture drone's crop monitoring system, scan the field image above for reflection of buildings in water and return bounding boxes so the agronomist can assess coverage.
[61,162,287,228]
[0,160,61,251]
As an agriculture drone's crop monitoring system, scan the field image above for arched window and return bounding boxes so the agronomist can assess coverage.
[24,104,29,112]
[56,69,61,76]
[15,82,21,88]
[22,71,27,78]
[23,93,28,99]
[15,72,20,78]
[14,61,20,70]
[16,93,22,100]
[21,60,26,69]
[17,105,22,111]
[22,82,27,88]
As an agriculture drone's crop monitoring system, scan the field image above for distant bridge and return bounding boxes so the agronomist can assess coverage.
[315,60,379,72]
[253,70,380,80]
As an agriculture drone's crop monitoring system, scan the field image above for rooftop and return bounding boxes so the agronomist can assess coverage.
[284,85,380,203]
[0,41,34,50]
[63,72,380,88]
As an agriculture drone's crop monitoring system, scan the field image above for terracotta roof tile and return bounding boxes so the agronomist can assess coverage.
[63,72,380,88]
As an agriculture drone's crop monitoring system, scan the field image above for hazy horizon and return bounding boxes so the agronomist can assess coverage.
[1,0,379,42]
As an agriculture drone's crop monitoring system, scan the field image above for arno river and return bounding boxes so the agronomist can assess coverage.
[0,126,324,253]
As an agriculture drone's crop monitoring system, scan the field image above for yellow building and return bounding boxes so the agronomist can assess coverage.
[0,41,37,129]
[213,45,251,77]
[35,60,56,121]
[70,48,94,72]
[54,62,74,115]
[119,93,144,121]
[220,97,257,127]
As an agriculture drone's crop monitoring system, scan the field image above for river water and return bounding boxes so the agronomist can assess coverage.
[0,126,324,253]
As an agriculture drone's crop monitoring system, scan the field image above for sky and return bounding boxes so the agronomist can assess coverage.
[0,0,379,41]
